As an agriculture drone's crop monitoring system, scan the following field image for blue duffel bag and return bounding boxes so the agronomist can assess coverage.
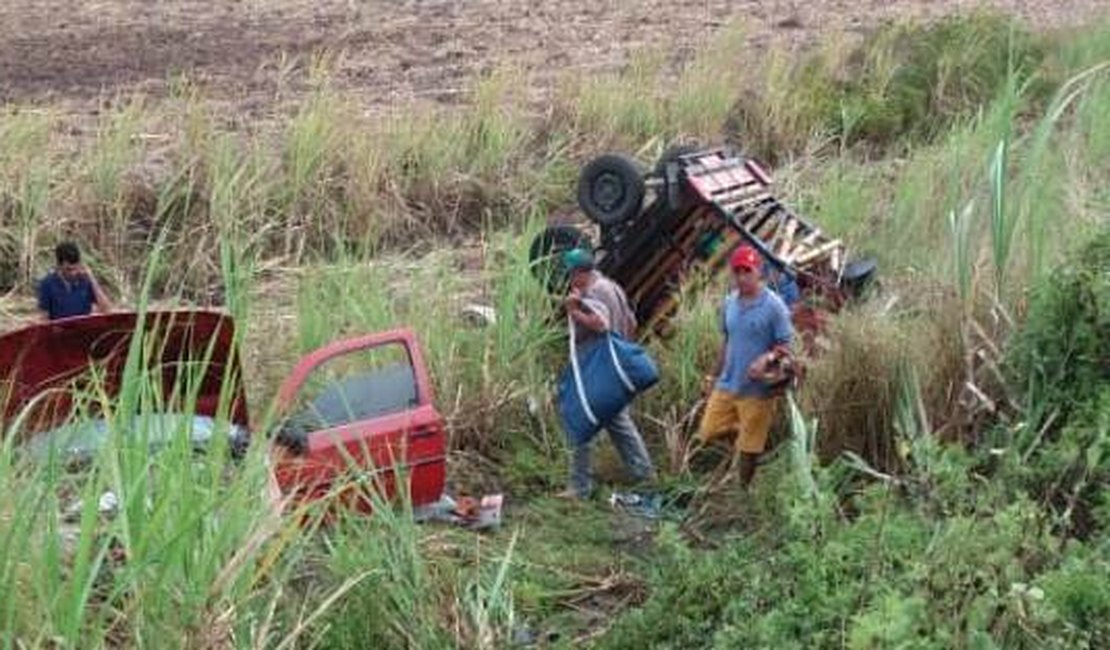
[557,324,659,447]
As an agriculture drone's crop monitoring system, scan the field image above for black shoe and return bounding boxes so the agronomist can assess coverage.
[689,443,730,475]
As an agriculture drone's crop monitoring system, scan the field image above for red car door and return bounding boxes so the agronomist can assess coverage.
[269,329,447,512]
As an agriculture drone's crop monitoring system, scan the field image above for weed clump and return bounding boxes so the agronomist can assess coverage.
[1004,230,1110,538]
[730,14,1048,161]
[844,14,1047,145]
[1008,230,1110,421]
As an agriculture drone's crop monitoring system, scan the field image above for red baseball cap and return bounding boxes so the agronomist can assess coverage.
[729,245,761,272]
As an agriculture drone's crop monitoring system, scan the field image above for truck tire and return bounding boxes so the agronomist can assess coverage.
[528,225,592,293]
[577,154,646,227]
[840,257,879,299]
[653,143,701,174]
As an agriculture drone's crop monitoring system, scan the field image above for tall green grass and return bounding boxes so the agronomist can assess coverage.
[286,214,562,459]
[0,110,54,291]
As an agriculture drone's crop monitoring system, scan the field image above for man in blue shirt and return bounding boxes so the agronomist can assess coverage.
[37,242,112,321]
[697,245,793,487]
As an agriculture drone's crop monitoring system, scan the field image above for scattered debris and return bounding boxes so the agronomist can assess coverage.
[414,493,504,531]
[526,394,542,421]
[62,490,120,523]
[460,303,497,327]
[98,491,120,517]
[511,626,539,647]
[609,491,663,519]
[609,486,698,521]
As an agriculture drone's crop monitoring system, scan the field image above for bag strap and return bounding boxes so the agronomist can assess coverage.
[606,333,636,393]
[567,313,599,426]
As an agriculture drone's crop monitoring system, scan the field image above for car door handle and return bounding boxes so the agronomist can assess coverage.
[410,427,439,439]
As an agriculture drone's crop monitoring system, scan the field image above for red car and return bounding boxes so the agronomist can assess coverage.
[0,310,447,512]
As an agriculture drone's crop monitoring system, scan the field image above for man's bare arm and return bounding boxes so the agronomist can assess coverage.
[704,339,728,395]
[84,266,112,313]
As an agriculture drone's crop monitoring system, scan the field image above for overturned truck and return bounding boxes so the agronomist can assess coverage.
[530,145,877,342]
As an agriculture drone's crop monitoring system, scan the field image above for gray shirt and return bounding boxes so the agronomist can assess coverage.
[573,273,637,344]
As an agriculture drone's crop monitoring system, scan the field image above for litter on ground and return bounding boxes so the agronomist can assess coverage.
[414,493,505,531]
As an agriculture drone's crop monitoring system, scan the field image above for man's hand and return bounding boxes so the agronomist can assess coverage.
[564,288,582,312]
[82,264,113,313]
[747,350,779,380]
[747,347,795,387]
[565,290,608,333]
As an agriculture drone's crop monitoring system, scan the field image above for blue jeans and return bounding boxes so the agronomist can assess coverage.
[569,407,655,497]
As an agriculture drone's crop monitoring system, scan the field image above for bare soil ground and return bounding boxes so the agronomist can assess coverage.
[2,0,1106,114]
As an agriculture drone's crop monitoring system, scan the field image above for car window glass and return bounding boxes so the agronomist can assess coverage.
[285,343,418,436]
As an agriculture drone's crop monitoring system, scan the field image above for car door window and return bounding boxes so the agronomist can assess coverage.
[280,343,418,447]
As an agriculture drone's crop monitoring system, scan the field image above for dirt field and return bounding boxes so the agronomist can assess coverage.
[2,0,1106,113]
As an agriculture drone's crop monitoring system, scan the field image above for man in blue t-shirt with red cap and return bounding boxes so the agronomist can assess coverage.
[697,244,794,487]
[37,242,112,321]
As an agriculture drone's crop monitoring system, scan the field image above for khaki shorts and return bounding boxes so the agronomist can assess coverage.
[697,390,779,455]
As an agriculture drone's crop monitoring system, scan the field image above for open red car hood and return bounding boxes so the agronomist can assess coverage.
[0,311,249,442]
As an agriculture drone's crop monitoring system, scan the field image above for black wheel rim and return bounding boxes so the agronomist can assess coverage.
[592,171,625,211]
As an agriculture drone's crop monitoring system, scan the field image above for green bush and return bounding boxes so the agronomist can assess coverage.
[599,489,1069,649]
[1003,231,1110,536]
[730,14,1049,159]
[1009,230,1110,419]
[846,14,1047,146]
[1037,552,1110,649]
